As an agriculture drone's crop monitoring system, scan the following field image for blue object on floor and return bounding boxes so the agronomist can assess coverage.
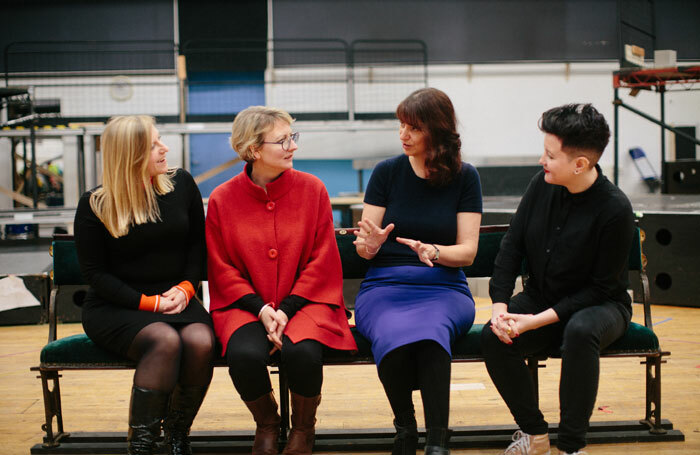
[629,147,660,192]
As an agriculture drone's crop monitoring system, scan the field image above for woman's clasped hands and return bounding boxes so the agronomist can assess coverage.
[490,302,537,345]
[158,286,190,314]
[259,305,288,354]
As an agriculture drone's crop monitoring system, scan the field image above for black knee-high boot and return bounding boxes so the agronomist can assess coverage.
[127,386,170,455]
[424,428,450,455]
[392,410,418,455]
[163,384,209,455]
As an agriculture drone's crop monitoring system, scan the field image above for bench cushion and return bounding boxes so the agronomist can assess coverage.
[540,321,660,358]
[39,322,659,368]
[604,321,659,353]
[40,333,132,367]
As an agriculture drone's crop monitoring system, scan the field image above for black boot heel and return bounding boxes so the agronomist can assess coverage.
[163,384,209,455]
[424,428,450,455]
[392,410,418,455]
[127,386,170,455]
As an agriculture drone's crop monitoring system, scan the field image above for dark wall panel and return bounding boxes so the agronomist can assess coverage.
[179,0,266,42]
[273,0,619,62]
[178,0,267,72]
[655,0,700,60]
[1,0,174,72]
[274,0,700,63]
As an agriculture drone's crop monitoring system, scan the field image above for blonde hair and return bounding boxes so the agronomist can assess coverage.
[230,106,294,163]
[90,115,174,238]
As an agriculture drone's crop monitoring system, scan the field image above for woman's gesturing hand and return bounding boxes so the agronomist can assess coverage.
[353,218,395,255]
[396,237,438,267]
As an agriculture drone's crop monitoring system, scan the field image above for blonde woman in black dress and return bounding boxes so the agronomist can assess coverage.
[74,115,215,455]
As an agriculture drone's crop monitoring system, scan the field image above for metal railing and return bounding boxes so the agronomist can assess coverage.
[3,38,428,124]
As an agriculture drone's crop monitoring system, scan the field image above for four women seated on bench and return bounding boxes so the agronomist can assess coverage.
[74,97,633,455]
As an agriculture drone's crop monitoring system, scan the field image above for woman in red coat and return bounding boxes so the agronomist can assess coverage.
[206,106,357,455]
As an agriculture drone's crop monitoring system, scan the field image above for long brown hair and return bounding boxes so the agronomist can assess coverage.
[396,88,461,186]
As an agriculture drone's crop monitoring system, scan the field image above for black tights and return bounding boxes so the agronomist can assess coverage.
[377,340,451,429]
[226,321,323,401]
[126,322,215,392]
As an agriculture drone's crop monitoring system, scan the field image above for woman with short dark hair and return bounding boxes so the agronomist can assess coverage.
[353,88,483,455]
[481,104,635,455]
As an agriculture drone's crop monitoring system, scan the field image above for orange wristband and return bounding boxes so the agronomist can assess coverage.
[139,294,161,312]
[174,281,195,301]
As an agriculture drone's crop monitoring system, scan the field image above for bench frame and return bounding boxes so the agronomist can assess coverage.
[30,225,683,453]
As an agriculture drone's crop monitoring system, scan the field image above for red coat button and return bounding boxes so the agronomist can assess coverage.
[268,248,278,259]
[266,201,275,211]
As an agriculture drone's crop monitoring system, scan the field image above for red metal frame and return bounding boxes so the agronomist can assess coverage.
[613,65,700,89]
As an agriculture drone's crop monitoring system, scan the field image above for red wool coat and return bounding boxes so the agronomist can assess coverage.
[205,166,357,355]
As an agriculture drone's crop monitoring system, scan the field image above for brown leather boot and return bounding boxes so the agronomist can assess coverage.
[282,393,321,455]
[244,391,281,455]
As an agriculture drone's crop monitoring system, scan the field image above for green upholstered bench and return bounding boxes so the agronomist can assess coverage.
[31,225,681,453]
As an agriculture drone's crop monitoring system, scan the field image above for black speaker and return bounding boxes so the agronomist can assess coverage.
[632,213,700,307]
[663,160,700,194]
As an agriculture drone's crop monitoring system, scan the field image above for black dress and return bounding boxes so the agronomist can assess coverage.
[74,169,212,356]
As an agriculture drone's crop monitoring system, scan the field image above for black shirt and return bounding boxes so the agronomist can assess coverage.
[364,154,483,268]
[489,166,634,321]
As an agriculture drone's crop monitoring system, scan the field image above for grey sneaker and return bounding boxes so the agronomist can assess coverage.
[501,430,551,455]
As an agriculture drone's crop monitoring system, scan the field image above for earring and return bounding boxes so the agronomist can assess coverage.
[574,170,581,175]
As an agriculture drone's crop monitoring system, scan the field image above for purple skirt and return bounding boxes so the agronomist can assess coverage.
[354,265,476,365]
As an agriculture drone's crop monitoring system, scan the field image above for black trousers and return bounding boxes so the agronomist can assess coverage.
[480,292,630,453]
[226,321,323,401]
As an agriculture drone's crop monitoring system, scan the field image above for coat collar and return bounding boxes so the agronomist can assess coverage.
[238,162,296,201]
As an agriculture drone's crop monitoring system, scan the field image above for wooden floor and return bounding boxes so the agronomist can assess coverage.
[2,299,699,455]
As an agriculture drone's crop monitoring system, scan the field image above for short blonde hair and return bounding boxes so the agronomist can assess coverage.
[230,106,294,163]
[90,115,174,238]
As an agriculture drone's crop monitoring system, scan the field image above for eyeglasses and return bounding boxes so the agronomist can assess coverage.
[262,132,300,152]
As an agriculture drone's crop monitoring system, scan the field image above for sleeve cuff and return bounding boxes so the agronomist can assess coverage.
[139,294,161,312]
[175,280,196,301]
[489,292,511,306]
[551,302,568,322]
[235,293,267,316]
[279,294,310,319]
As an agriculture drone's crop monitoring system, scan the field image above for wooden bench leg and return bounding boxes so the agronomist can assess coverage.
[641,355,666,434]
[38,369,69,447]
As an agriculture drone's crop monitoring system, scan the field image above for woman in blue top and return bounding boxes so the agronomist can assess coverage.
[353,88,483,455]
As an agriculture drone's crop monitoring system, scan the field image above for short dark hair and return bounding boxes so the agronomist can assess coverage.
[538,104,610,159]
[396,87,461,186]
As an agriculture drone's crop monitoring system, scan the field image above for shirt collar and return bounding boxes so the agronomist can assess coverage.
[563,164,606,202]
